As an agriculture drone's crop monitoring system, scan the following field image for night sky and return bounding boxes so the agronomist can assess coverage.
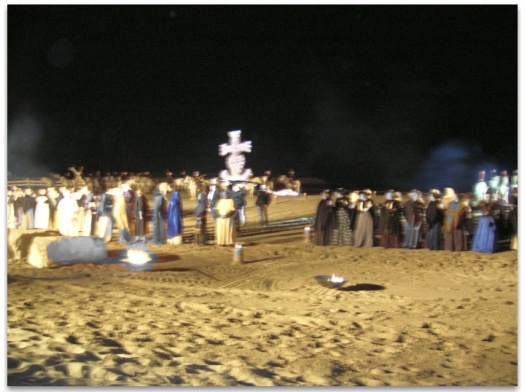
[7,5,517,192]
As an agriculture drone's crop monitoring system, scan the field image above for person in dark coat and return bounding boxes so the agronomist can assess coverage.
[379,190,403,248]
[255,184,272,226]
[18,188,37,230]
[167,190,183,245]
[95,189,114,242]
[331,189,353,246]
[425,189,445,250]
[193,183,208,245]
[403,190,424,249]
[148,183,169,246]
[313,190,334,246]
[207,179,220,220]
[230,183,247,230]
[134,189,148,240]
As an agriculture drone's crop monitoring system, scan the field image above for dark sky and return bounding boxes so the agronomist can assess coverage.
[7,5,517,192]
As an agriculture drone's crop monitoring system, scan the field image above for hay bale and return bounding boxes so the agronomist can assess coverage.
[27,236,63,268]
[27,236,109,269]
[7,229,60,264]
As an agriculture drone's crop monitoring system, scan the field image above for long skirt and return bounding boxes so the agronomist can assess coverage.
[403,221,421,249]
[444,228,467,251]
[216,217,236,245]
[34,204,49,229]
[313,228,332,246]
[20,209,35,230]
[472,216,498,254]
[353,212,374,248]
[380,228,401,248]
[426,224,443,250]
[96,216,113,242]
[331,209,353,246]
[194,217,207,246]
[82,211,92,236]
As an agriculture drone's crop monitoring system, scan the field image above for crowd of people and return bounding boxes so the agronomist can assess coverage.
[6,168,517,254]
[313,182,518,254]
[5,174,274,248]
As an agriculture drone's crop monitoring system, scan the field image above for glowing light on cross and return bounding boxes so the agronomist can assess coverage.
[218,130,253,182]
[219,130,252,156]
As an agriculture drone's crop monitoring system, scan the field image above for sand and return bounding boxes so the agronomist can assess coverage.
[6,194,518,386]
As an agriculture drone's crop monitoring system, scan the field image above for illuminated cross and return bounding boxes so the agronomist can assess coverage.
[219,130,252,157]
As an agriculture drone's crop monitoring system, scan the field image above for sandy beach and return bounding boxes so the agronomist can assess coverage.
[6,194,518,386]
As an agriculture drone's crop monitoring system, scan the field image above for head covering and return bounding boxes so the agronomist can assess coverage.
[442,187,456,208]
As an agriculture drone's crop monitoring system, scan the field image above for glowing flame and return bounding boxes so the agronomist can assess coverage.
[331,274,344,283]
[125,249,151,265]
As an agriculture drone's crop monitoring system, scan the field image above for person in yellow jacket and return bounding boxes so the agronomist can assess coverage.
[214,190,237,246]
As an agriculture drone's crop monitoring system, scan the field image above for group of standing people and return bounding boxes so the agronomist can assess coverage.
[7,183,149,245]
[313,185,517,254]
[7,176,274,249]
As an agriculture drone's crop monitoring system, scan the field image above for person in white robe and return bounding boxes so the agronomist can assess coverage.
[57,189,79,236]
[34,189,50,229]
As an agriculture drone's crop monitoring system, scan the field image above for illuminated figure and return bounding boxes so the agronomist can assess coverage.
[498,170,510,202]
[219,130,253,182]
[488,169,500,200]
[34,189,50,229]
[57,189,79,236]
[472,171,489,204]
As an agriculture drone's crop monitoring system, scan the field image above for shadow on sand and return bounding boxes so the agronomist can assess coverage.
[339,283,386,292]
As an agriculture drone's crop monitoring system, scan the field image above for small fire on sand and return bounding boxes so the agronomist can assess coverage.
[122,249,151,265]
[330,274,344,283]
